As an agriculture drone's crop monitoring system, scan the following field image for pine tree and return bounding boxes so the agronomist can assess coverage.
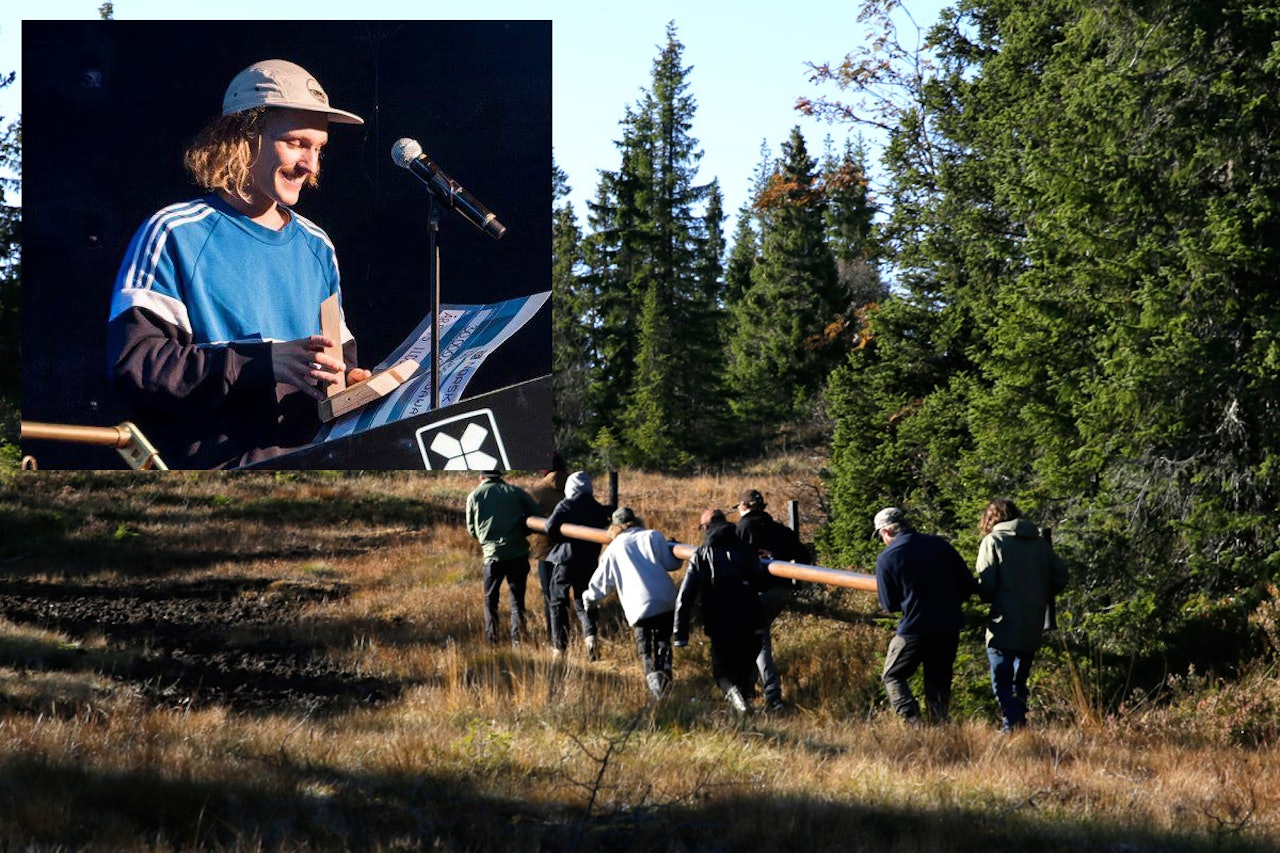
[823,136,883,312]
[724,209,758,307]
[0,69,20,447]
[723,141,772,308]
[581,131,644,451]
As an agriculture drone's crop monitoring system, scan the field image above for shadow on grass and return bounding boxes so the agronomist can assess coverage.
[0,752,1271,852]
[0,482,461,578]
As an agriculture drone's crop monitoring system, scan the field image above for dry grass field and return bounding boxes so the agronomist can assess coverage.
[1,462,1278,851]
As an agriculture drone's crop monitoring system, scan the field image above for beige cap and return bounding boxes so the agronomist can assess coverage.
[222,59,364,125]
[871,506,905,538]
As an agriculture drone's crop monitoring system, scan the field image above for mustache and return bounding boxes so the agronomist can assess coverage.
[281,168,320,188]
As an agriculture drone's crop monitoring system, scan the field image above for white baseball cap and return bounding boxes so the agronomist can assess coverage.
[222,59,364,125]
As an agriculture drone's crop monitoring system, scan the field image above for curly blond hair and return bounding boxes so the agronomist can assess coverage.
[183,107,319,202]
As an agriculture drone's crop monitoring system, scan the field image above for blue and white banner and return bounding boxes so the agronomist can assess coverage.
[318,291,549,441]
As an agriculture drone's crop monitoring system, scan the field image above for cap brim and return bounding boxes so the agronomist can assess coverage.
[321,108,364,125]
[224,101,365,125]
[281,103,364,124]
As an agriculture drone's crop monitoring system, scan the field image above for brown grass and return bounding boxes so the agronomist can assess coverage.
[0,463,1277,851]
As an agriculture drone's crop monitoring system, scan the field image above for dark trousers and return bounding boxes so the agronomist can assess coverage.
[482,557,529,644]
[548,562,598,651]
[537,559,554,637]
[633,610,675,681]
[710,630,763,699]
[882,633,959,723]
[987,646,1036,728]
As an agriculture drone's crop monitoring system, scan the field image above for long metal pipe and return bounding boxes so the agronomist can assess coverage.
[525,516,877,592]
[20,420,169,470]
[21,421,135,447]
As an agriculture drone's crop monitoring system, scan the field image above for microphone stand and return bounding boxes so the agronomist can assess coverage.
[426,193,442,411]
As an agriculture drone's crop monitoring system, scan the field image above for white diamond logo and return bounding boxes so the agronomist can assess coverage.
[429,423,499,470]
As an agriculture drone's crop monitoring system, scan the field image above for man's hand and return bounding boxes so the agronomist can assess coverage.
[271,335,346,401]
[347,367,373,385]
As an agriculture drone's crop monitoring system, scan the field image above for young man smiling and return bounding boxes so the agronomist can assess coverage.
[106,59,371,468]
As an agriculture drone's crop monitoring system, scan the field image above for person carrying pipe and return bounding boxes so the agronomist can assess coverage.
[674,508,768,714]
[872,506,978,725]
[583,507,683,700]
[974,498,1068,733]
[466,470,541,646]
[545,471,613,659]
[528,452,569,642]
[735,488,810,713]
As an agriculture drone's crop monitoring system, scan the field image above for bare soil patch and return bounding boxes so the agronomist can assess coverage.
[0,575,400,714]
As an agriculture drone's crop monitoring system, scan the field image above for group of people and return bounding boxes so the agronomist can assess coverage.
[466,467,814,714]
[873,501,1068,732]
[470,466,1068,729]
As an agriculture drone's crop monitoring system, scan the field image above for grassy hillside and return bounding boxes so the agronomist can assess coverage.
[0,464,1277,851]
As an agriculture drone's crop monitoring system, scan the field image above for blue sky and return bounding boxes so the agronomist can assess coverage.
[0,1,948,229]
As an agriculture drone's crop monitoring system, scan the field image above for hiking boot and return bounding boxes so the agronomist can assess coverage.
[646,671,670,701]
[764,698,786,714]
[585,635,599,661]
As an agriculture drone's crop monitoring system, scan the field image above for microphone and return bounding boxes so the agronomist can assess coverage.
[391,137,507,240]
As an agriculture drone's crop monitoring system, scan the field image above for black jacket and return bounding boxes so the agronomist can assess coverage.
[545,492,611,572]
[674,520,767,643]
[736,510,810,589]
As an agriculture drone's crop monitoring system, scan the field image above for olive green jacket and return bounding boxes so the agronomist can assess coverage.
[465,477,540,562]
[976,518,1067,651]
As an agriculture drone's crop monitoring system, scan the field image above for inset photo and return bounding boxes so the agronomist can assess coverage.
[20,20,551,470]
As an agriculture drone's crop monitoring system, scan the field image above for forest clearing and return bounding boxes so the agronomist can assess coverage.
[1,464,1278,851]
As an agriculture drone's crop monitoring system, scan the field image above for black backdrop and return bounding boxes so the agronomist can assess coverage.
[21,20,551,469]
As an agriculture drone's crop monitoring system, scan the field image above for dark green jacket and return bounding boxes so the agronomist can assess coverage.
[466,477,540,562]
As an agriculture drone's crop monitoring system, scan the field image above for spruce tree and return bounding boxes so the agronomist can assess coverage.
[582,22,724,469]
[726,126,840,436]
[0,70,20,447]
[724,209,758,308]
[723,141,772,308]
[823,136,883,313]
[551,160,590,458]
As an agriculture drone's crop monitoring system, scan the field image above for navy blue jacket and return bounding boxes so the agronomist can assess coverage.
[875,530,977,637]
